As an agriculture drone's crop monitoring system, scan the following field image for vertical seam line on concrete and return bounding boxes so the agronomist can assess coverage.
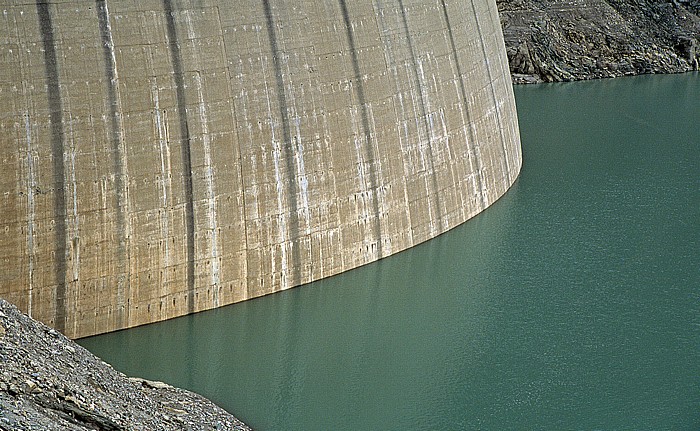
[36,0,68,334]
[163,0,197,313]
[470,0,511,184]
[96,0,130,328]
[215,5,250,298]
[373,0,415,246]
[397,0,444,234]
[338,0,384,258]
[151,84,172,314]
[65,95,80,336]
[24,112,36,319]
[184,11,220,304]
[439,0,487,210]
[262,0,302,288]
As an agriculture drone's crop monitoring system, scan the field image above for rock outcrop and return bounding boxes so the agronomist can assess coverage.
[497,0,700,83]
[0,300,251,431]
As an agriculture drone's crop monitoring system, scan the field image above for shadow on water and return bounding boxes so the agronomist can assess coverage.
[80,73,700,430]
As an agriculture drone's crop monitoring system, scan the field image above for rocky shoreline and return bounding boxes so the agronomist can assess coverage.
[498,0,700,83]
[0,300,251,431]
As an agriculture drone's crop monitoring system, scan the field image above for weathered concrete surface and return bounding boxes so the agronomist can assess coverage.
[0,0,521,338]
[497,0,700,83]
[0,299,251,430]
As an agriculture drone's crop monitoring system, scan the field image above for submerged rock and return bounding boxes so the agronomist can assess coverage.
[497,0,700,83]
[0,300,251,431]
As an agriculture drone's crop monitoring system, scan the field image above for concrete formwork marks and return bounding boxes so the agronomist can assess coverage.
[35,1,68,334]
[96,0,130,329]
[184,11,221,305]
[151,86,173,306]
[439,0,487,210]
[374,0,414,246]
[486,0,522,174]
[1,0,521,337]
[338,0,383,259]
[470,0,511,187]
[162,0,196,314]
[397,0,443,236]
[65,104,79,308]
[24,112,36,318]
[261,0,302,290]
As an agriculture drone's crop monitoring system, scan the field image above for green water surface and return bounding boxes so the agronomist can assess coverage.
[81,73,700,430]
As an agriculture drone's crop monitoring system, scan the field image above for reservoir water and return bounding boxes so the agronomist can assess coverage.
[80,73,700,430]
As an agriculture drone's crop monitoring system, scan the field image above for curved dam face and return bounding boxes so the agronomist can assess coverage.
[0,0,521,338]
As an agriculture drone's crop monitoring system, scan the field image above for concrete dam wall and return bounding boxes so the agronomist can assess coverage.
[0,0,521,338]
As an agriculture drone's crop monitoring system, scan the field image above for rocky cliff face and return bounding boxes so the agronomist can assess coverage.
[0,300,250,430]
[497,0,700,83]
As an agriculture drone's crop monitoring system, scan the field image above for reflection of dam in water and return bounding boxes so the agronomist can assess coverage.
[0,0,521,338]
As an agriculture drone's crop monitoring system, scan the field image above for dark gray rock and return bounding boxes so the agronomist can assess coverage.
[0,300,251,431]
[497,0,700,83]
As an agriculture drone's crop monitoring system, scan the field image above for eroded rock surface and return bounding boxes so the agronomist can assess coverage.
[0,300,251,431]
[498,0,700,83]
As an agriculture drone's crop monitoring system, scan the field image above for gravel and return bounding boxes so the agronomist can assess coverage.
[0,299,251,431]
